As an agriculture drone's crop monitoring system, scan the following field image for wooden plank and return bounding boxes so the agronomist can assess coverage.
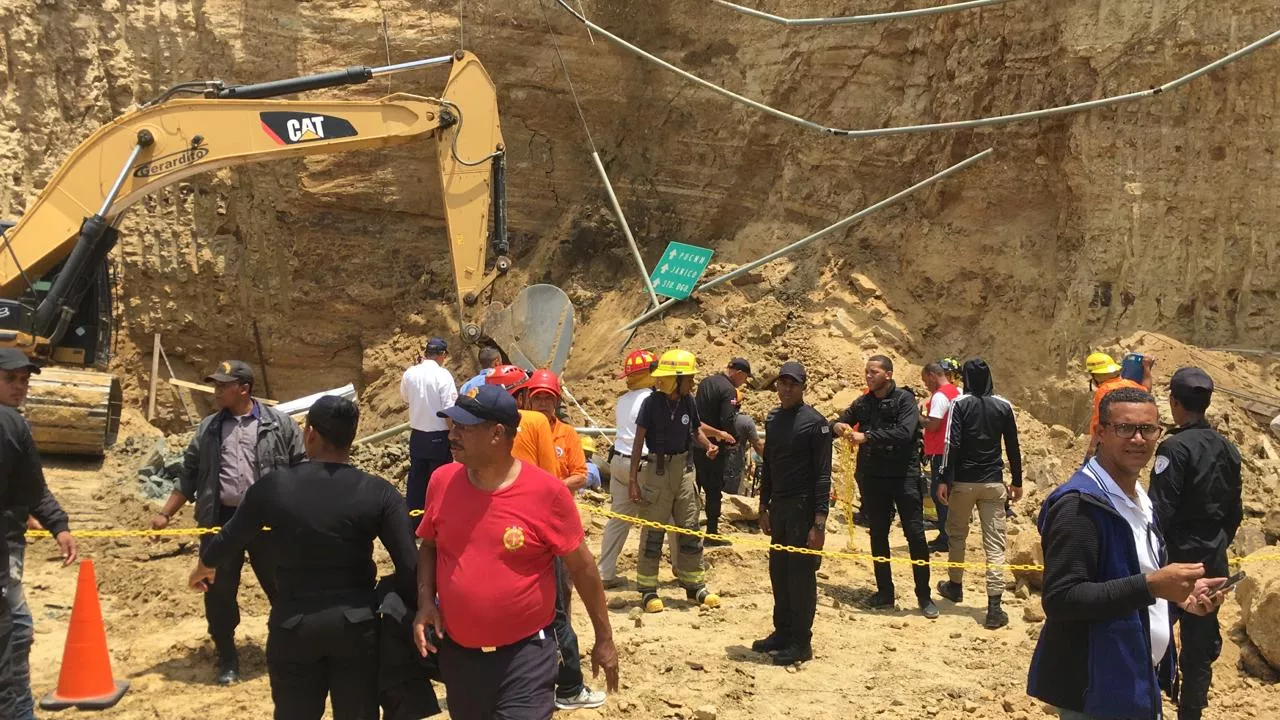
[168,377,279,405]
[147,333,161,421]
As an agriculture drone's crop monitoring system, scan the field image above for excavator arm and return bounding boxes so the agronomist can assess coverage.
[0,51,576,456]
[0,51,507,356]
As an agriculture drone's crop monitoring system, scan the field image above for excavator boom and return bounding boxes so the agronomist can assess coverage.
[0,51,575,455]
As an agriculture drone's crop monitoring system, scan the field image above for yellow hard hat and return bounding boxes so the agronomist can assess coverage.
[650,349,698,377]
[580,435,597,454]
[1085,352,1121,375]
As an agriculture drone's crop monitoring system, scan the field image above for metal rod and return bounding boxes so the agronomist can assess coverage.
[354,421,412,446]
[591,151,660,308]
[620,147,993,331]
[369,54,455,76]
[713,0,1018,26]
[101,143,146,216]
[555,1,1280,139]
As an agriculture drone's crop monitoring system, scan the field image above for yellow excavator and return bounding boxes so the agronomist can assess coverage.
[0,51,575,455]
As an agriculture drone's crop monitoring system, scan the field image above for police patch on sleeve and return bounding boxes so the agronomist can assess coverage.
[1153,455,1170,474]
[820,425,831,435]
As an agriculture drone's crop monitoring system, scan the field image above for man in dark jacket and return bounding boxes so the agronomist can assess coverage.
[692,358,749,546]
[832,355,937,618]
[191,396,418,719]
[1027,387,1227,720]
[151,360,305,684]
[936,359,1022,629]
[753,362,831,665]
[1149,368,1241,720]
[0,347,76,719]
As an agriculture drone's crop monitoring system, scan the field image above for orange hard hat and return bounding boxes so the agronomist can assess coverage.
[485,364,530,395]
[619,349,657,379]
[526,369,562,399]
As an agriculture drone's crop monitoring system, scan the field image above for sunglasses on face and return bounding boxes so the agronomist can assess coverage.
[1100,422,1164,441]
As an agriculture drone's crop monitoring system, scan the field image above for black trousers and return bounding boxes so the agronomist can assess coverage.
[551,559,584,699]
[1177,609,1221,718]
[693,449,727,535]
[768,496,820,647]
[267,604,380,720]
[859,475,931,602]
[203,505,278,648]
[439,630,557,720]
[408,430,451,516]
[0,586,13,717]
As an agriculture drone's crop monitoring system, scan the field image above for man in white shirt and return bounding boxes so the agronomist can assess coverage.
[400,337,458,515]
[596,349,656,588]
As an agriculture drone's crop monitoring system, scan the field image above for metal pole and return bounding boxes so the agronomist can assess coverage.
[591,152,660,308]
[354,421,412,447]
[555,1,1280,139]
[369,55,455,76]
[620,147,994,331]
[713,0,1018,26]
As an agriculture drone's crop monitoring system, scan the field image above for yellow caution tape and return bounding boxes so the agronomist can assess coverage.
[23,503,1280,573]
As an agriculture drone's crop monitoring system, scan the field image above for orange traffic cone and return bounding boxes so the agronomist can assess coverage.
[40,559,129,710]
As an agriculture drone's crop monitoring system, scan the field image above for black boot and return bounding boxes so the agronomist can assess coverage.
[937,581,963,603]
[773,643,813,665]
[214,637,240,685]
[984,595,1009,629]
[751,632,788,653]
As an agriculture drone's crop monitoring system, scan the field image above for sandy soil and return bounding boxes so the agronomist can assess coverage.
[21,453,1275,720]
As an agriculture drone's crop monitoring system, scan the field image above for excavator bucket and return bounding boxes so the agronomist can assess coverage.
[485,284,575,374]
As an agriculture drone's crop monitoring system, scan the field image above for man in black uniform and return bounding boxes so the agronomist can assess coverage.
[752,362,831,665]
[832,355,937,618]
[191,396,420,720]
[1149,367,1242,720]
[692,358,750,546]
[0,349,49,716]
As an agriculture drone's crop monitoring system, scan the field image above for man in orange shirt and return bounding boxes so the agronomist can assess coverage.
[525,370,589,491]
[485,365,558,475]
[1083,351,1154,459]
[485,365,605,710]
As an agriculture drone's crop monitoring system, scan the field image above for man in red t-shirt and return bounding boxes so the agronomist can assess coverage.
[412,386,619,719]
[920,363,960,553]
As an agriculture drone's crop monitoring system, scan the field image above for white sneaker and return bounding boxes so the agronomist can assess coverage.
[555,686,607,710]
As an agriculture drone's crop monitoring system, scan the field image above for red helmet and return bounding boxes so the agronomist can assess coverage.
[526,369,562,400]
[618,349,657,379]
[485,364,530,395]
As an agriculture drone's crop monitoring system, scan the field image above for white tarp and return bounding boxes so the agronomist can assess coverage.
[277,383,357,417]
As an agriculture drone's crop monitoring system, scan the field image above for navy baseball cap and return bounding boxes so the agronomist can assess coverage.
[728,357,753,376]
[0,348,42,374]
[438,384,520,427]
[426,337,449,354]
[1170,367,1214,397]
[205,360,253,384]
[775,361,807,385]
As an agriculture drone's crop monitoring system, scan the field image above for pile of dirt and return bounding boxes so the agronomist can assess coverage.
[350,440,411,489]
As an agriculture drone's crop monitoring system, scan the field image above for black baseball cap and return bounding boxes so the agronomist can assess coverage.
[0,348,42,374]
[426,337,449,354]
[1170,367,1214,397]
[776,361,807,385]
[728,357,753,376]
[205,360,254,384]
[438,384,520,427]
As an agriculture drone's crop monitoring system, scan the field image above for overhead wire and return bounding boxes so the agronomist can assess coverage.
[552,0,1280,139]
[712,0,1020,26]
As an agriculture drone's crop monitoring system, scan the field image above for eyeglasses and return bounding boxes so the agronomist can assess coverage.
[1100,422,1164,441]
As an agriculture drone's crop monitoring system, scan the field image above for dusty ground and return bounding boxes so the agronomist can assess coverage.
[21,442,1278,720]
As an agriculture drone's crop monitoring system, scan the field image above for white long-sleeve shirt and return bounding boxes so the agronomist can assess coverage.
[400,359,458,433]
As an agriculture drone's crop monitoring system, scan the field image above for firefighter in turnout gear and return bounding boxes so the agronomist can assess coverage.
[628,349,721,613]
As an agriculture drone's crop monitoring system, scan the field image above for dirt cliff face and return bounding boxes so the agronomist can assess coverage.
[1,0,1278,431]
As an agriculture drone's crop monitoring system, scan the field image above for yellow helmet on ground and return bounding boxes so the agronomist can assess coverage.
[1085,352,1121,375]
[650,349,698,378]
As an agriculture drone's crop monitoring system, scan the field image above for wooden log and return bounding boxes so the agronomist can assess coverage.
[26,367,122,456]
[147,333,161,421]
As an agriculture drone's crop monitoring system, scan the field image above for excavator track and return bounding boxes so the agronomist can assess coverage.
[26,367,122,456]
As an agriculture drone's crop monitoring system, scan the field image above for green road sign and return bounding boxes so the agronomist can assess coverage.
[649,241,713,300]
